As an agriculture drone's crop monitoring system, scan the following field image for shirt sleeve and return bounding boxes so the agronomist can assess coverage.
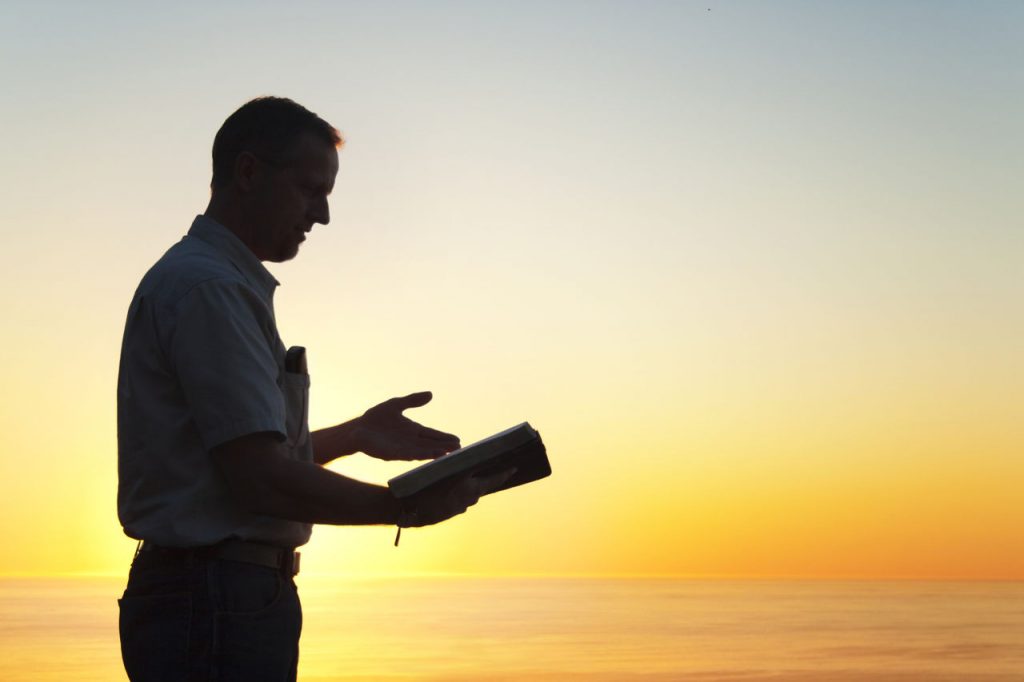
[169,278,287,452]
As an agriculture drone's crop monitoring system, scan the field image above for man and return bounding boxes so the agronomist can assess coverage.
[116,96,511,681]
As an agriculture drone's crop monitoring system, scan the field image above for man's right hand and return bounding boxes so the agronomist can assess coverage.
[398,467,518,528]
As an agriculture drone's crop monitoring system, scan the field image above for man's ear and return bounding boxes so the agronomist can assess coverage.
[233,151,260,193]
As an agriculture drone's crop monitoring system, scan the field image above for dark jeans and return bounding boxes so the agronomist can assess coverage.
[118,549,302,681]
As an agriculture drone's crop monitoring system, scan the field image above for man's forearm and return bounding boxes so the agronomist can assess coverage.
[219,443,401,525]
[310,418,363,465]
[269,458,402,525]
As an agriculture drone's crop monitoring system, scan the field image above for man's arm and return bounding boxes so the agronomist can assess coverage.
[310,419,361,466]
[212,432,511,527]
[213,432,398,524]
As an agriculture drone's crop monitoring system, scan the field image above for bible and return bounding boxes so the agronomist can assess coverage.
[388,422,550,499]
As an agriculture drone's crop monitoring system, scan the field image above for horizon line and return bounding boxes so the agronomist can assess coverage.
[4,570,1023,583]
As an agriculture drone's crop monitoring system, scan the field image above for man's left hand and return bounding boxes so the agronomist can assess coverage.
[355,391,461,461]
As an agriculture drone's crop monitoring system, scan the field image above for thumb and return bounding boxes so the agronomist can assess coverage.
[391,391,433,410]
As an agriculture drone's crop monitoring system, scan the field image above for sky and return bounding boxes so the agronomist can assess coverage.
[0,0,1021,579]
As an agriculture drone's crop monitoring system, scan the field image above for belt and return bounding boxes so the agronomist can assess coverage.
[138,539,300,577]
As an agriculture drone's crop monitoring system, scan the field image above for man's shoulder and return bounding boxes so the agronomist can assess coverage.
[137,236,251,307]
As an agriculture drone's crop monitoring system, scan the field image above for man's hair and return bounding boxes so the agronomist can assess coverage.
[210,96,344,192]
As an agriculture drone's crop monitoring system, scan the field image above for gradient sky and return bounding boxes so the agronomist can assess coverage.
[1,1,1021,578]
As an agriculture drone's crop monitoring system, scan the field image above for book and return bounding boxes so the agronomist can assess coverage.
[387,422,550,499]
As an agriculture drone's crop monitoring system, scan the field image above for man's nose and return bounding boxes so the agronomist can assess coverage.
[312,196,330,226]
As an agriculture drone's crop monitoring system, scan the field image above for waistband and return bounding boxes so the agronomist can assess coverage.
[137,538,300,577]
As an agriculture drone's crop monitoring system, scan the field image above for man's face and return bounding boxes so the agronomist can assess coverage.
[247,132,339,262]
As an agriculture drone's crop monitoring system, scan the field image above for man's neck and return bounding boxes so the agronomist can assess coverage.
[204,195,256,254]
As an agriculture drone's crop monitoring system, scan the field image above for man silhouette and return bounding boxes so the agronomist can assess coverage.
[116,96,511,681]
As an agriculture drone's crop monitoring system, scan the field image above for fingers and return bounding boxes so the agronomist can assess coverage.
[445,476,487,514]
[471,467,518,496]
[453,465,515,509]
[410,467,518,527]
[422,443,459,459]
[418,425,461,448]
[397,433,460,460]
[401,446,448,461]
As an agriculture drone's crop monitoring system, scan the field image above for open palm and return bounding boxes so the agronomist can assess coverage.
[357,391,461,461]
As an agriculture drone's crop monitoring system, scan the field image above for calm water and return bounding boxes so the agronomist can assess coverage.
[0,576,1021,681]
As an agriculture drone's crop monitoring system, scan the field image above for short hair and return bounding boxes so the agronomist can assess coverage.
[210,96,344,192]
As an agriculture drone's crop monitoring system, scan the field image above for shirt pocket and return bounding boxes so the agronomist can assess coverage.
[282,370,309,450]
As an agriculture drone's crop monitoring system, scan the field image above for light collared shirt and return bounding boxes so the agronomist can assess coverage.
[117,215,313,548]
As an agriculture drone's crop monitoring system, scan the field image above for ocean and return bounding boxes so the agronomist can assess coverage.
[1,576,1021,681]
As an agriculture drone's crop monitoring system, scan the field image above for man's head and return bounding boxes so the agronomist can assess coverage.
[209,96,343,262]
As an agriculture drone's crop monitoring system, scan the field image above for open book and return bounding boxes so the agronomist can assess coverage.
[388,422,550,499]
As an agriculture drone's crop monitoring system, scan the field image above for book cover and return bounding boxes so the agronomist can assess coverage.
[388,422,550,499]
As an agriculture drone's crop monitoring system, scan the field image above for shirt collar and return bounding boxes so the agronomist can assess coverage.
[187,215,280,298]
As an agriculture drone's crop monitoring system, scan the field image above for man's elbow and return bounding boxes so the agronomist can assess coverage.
[210,433,289,516]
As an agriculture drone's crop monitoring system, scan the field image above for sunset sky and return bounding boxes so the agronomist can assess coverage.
[1,1,1021,579]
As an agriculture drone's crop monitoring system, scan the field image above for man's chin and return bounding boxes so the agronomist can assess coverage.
[270,243,302,263]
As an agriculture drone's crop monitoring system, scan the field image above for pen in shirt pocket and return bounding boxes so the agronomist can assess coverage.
[285,346,307,374]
